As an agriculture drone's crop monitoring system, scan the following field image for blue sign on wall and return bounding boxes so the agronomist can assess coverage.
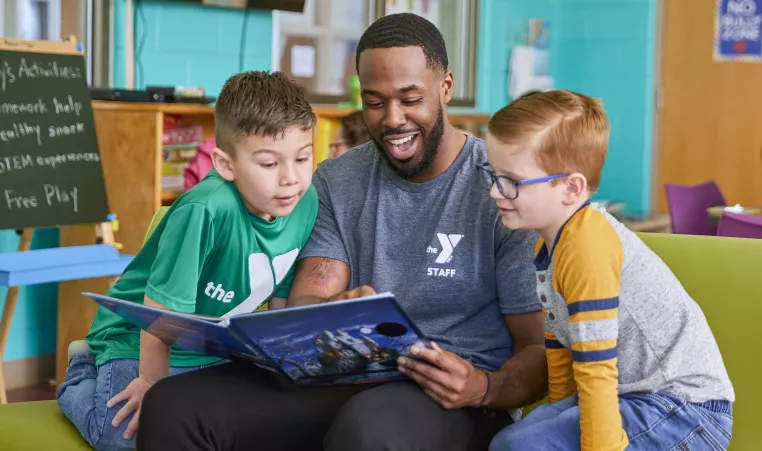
[715,0,762,61]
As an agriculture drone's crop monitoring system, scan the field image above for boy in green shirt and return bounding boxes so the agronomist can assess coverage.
[57,71,319,451]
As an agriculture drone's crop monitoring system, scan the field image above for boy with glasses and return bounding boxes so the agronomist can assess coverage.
[483,90,734,451]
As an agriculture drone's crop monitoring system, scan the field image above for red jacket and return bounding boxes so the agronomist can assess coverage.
[184,137,215,191]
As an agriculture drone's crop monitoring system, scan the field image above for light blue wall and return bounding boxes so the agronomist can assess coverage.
[112,1,273,95]
[554,0,658,215]
[0,229,58,362]
[476,0,556,114]
[478,0,658,215]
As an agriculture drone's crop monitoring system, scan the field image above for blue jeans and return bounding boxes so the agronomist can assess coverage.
[490,392,733,451]
[56,353,211,451]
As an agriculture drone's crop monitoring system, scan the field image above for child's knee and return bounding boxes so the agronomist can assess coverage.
[57,352,97,396]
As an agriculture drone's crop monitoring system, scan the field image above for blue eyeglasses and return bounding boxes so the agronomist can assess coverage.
[476,162,569,200]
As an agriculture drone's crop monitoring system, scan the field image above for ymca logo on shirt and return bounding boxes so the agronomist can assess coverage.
[203,249,300,317]
[426,233,463,277]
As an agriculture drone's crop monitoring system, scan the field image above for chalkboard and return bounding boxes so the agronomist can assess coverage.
[0,42,109,230]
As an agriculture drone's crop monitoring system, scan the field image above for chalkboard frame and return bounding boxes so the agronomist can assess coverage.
[0,37,110,230]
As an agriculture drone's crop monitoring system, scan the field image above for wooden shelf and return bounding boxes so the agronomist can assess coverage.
[92,101,215,115]
[162,190,183,204]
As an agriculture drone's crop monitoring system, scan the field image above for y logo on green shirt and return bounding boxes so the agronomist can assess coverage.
[208,248,299,318]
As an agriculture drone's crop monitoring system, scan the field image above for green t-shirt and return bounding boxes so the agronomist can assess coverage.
[86,170,318,367]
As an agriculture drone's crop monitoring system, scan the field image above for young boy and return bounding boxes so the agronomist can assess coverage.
[483,90,734,451]
[57,71,318,451]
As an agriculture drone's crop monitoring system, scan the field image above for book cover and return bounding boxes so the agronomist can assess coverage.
[84,292,429,387]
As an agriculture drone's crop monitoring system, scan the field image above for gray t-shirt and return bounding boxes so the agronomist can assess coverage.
[300,135,540,372]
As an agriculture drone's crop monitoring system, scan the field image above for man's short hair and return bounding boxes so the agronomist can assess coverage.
[355,13,448,73]
[488,90,610,192]
[215,71,316,154]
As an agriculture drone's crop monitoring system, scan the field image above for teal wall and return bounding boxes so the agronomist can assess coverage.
[112,1,273,94]
[2,0,658,364]
[478,0,658,215]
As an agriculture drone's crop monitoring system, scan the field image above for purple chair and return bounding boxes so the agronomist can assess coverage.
[717,212,762,239]
[664,181,726,235]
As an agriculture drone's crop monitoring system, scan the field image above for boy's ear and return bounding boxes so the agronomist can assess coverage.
[562,173,588,204]
[212,147,235,182]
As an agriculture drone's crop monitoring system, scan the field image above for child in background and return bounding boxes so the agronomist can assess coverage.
[329,110,371,158]
[183,136,215,191]
[57,71,319,451]
[483,90,734,451]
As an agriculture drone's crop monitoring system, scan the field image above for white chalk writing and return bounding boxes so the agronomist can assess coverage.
[0,122,41,145]
[3,184,79,213]
[53,96,82,116]
[48,122,85,138]
[35,152,100,169]
[0,98,48,115]
[0,154,34,175]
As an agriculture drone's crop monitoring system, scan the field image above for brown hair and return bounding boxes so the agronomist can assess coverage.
[339,110,370,148]
[215,71,316,154]
[488,89,609,191]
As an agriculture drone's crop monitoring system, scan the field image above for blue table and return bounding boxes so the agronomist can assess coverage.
[0,243,133,403]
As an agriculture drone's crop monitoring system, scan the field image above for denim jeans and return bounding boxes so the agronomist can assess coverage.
[490,392,733,451]
[56,353,213,451]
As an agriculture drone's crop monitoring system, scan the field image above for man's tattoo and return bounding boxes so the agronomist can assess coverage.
[311,257,333,281]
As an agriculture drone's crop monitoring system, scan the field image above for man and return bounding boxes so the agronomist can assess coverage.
[138,13,547,451]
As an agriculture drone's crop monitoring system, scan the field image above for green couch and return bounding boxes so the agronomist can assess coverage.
[0,232,759,450]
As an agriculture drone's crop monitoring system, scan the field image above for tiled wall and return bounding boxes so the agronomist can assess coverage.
[112,0,273,94]
[477,0,658,215]
[553,0,658,216]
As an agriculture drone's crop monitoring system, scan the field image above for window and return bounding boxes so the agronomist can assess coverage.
[272,0,478,106]
[1,0,61,41]
[272,0,369,104]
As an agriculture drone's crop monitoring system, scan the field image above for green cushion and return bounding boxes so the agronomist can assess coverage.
[524,233,759,449]
[0,400,91,450]
[0,233,758,450]
[638,232,761,451]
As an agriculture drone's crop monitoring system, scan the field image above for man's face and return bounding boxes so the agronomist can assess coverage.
[358,46,453,179]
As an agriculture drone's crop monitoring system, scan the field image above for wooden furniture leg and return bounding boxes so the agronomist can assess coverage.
[0,229,34,404]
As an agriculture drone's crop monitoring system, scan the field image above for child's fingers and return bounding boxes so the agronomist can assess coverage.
[123,409,140,439]
[106,388,130,409]
[111,398,137,427]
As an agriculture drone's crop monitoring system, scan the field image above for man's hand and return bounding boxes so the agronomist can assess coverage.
[325,285,376,302]
[397,342,488,410]
[107,376,153,440]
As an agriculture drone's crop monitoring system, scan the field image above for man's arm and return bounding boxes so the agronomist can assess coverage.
[287,256,368,307]
[481,311,548,409]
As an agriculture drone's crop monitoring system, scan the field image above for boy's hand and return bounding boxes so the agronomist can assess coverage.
[107,376,153,440]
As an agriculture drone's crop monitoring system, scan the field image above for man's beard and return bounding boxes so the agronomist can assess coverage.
[375,104,445,180]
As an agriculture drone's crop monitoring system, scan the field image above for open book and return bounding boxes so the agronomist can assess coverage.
[83,292,430,387]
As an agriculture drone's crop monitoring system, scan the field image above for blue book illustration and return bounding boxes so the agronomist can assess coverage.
[83,292,430,387]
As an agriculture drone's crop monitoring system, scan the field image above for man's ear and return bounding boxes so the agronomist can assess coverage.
[442,70,455,104]
[562,173,588,205]
[212,147,235,182]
